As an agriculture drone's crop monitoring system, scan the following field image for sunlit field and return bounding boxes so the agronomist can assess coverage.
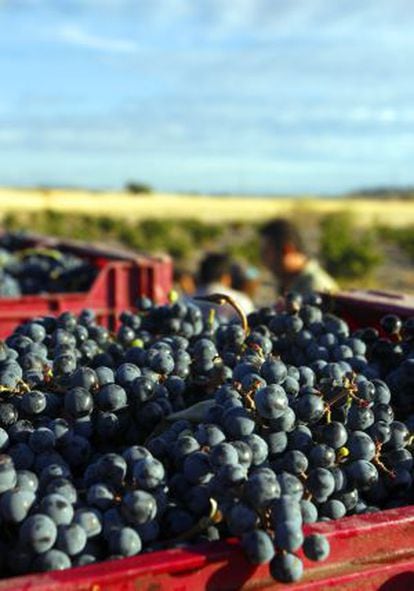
[1,188,414,226]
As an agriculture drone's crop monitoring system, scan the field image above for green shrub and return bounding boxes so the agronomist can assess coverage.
[319,211,382,279]
[125,181,152,194]
[378,225,414,260]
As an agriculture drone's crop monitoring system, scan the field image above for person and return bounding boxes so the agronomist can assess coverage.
[230,262,260,302]
[194,252,255,317]
[173,264,196,297]
[259,218,339,296]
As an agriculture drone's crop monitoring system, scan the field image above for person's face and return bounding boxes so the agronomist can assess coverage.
[260,237,283,275]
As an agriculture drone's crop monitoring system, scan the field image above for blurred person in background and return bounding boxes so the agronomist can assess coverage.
[230,262,260,302]
[194,252,255,316]
[173,264,196,297]
[260,218,338,296]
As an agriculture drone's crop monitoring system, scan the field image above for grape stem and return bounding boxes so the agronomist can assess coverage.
[0,379,31,396]
[373,441,396,479]
[193,293,249,333]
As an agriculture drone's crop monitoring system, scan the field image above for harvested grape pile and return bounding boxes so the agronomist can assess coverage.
[0,292,413,584]
[0,235,97,296]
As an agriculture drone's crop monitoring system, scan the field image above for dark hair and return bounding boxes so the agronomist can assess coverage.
[198,252,232,284]
[231,263,259,291]
[260,218,305,254]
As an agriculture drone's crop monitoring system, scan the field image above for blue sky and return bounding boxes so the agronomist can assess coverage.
[1,0,414,194]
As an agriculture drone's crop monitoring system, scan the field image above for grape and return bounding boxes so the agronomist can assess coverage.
[307,468,336,502]
[29,427,56,453]
[69,367,98,390]
[214,463,247,489]
[45,479,77,507]
[8,443,34,470]
[269,406,296,431]
[347,431,376,461]
[266,431,288,457]
[386,421,410,449]
[73,508,102,538]
[231,440,253,469]
[309,444,336,468]
[270,552,303,583]
[222,407,255,438]
[0,454,17,495]
[39,463,71,487]
[0,403,18,429]
[149,351,174,375]
[87,483,115,511]
[271,496,302,527]
[20,391,47,415]
[40,494,74,525]
[56,523,87,556]
[115,363,141,388]
[96,453,127,487]
[194,424,226,447]
[135,520,160,544]
[15,469,38,493]
[164,507,194,537]
[347,405,375,431]
[282,450,308,475]
[244,471,280,508]
[64,387,94,418]
[32,549,71,572]
[183,452,212,485]
[243,433,268,466]
[241,530,275,565]
[254,385,288,420]
[95,365,115,386]
[321,421,348,449]
[226,503,258,536]
[303,533,330,561]
[8,419,34,444]
[277,472,304,501]
[96,384,127,412]
[20,514,57,554]
[372,379,391,404]
[374,404,394,424]
[210,442,238,468]
[62,430,91,461]
[319,499,346,519]
[295,394,325,423]
[185,485,211,516]
[260,360,288,384]
[121,490,157,525]
[124,444,153,464]
[385,448,413,472]
[0,489,35,523]
[300,499,318,523]
[346,460,379,491]
[133,457,165,490]
[107,527,142,557]
[275,520,304,552]
[72,553,97,567]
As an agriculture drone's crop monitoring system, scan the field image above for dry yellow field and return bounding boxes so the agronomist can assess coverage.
[0,187,414,226]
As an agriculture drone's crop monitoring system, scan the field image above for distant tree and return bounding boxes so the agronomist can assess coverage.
[125,181,153,195]
[319,211,382,279]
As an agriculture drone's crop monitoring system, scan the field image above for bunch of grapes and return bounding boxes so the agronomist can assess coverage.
[0,240,97,297]
[0,292,412,584]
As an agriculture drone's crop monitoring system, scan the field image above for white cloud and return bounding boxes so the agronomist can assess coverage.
[56,24,138,54]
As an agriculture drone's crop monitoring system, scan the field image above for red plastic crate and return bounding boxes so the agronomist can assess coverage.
[1,289,414,590]
[322,289,414,332]
[1,507,414,591]
[0,233,173,338]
